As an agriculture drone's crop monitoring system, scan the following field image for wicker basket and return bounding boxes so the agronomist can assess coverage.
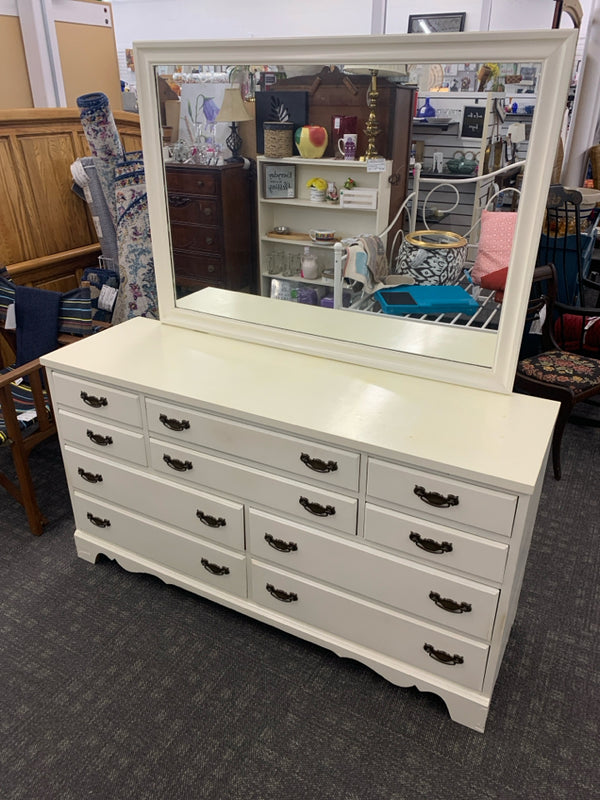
[263,122,295,158]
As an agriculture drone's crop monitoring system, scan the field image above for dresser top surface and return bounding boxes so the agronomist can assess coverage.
[42,317,558,493]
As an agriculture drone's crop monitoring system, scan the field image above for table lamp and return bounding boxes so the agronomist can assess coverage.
[216,88,252,161]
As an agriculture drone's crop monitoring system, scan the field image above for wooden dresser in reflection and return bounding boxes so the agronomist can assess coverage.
[165,161,254,295]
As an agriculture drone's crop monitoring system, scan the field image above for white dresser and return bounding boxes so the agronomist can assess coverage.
[42,317,558,732]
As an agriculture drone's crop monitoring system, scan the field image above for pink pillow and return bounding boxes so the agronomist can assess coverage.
[471,210,518,284]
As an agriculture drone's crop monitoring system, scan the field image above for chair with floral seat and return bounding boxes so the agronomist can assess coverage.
[514,263,600,480]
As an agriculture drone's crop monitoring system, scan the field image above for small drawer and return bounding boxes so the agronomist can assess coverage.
[149,438,358,535]
[170,220,222,253]
[146,398,360,491]
[248,509,499,639]
[250,561,489,692]
[57,409,147,466]
[72,493,246,598]
[367,458,517,537]
[62,446,245,549]
[364,504,508,584]
[168,194,220,226]
[166,168,218,196]
[51,372,142,428]
[172,251,225,283]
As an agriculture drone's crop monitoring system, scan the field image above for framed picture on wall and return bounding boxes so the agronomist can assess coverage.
[408,13,466,34]
[262,163,296,199]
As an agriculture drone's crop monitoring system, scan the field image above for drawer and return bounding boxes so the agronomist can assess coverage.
[63,446,244,549]
[149,438,358,535]
[172,251,225,283]
[57,409,147,466]
[364,504,508,584]
[251,561,489,692]
[146,399,360,491]
[168,194,221,226]
[248,509,499,639]
[170,221,222,253]
[51,372,142,428]
[72,493,246,598]
[367,458,517,537]
[166,168,218,195]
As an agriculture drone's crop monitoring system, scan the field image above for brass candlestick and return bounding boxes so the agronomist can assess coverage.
[361,69,380,160]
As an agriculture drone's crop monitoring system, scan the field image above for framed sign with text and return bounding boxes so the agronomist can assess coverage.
[461,105,486,139]
[262,164,296,199]
[408,13,466,34]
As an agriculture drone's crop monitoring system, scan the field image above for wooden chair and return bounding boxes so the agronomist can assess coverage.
[514,263,600,480]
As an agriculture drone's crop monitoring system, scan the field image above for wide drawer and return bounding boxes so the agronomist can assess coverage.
[146,398,360,491]
[168,194,221,226]
[251,561,489,692]
[367,459,517,537]
[364,504,509,584]
[150,438,358,535]
[57,409,147,467]
[63,446,245,549]
[248,509,498,639]
[72,493,246,598]
[170,221,223,253]
[172,251,225,283]
[166,168,218,195]
[51,372,142,428]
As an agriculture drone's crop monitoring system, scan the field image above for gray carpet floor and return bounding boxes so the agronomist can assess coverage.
[1,411,599,800]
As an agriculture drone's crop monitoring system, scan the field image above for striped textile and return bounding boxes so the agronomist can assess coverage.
[0,366,51,447]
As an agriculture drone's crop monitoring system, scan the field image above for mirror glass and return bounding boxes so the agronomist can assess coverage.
[135,32,576,392]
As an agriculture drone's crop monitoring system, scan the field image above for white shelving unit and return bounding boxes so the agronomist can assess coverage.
[256,156,392,298]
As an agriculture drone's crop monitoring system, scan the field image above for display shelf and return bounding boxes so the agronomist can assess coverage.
[257,156,392,297]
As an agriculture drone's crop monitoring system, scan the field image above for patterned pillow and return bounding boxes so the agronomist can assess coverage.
[471,210,518,284]
[0,270,92,336]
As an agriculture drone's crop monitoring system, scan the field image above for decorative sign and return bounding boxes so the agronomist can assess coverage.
[263,164,296,199]
[461,105,486,139]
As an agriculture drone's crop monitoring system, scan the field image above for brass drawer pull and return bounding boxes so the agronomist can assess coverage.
[299,496,335,517]
[196,510,226,528]
[414,485,459,508]
[203,207,213,217]
[207,264,216,273]
[86,512,111,528]
[168,194,192,207]
[300,453,338,473]
[264,533,298,553]
[78,467,103,484]
[409,532,453,554]
[424,643,464,666]
[429,591,472,614]
[159,413,190,431]
[163,454,193,472]
[80,391,107,408]
[201,558,230,576]
[266,583,298,603]
[86,429,113,447]
[205,236,214,246]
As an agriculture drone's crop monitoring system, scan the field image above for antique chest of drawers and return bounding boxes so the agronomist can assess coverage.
[165,161,254,294]
[42,318,557,732]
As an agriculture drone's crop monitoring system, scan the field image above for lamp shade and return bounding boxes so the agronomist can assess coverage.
[216,88,252,123]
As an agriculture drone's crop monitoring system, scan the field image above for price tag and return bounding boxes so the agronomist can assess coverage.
[366,158,386,172]
[98,284,118,311]
[5,303,16,329]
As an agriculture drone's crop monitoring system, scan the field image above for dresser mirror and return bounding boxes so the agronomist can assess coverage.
[135,31,576,392]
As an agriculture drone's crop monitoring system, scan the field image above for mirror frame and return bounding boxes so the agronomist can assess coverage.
[135,30,577,393]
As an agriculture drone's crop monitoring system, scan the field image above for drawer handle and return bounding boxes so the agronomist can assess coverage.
[299,496,335,517]
[168,194,192,207]
[409,532,453,554]
[201,558,230,576]
[300,453,338,474]
[414,485,459,508]
[86,429,113,447]
[266,583,298,603]
[423,643,464,666]
[80,391,107,408]
[159,413,190,432]
[86,512,111,528]
[203,207,213,217]
[207,264,216,273]
[264,533,298,553]
[196,510,226,528]
[429,591,472,614]
[205,236,214,245]
[78,467,103,484]
[163,454,193,472]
